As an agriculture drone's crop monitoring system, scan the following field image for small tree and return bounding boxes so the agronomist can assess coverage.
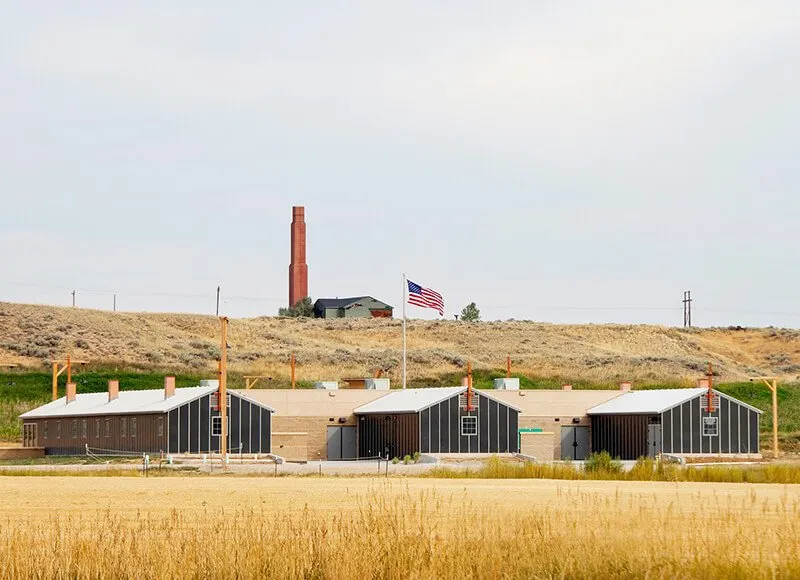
[278,296,314,318]
[460,302,481,322]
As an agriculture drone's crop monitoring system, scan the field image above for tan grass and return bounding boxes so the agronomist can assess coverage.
[0,476,798,578]
[2,301,800,382]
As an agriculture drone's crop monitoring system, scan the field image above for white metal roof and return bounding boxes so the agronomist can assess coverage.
[353,387,522,414]
[354,387,467,414]
[587,388,763,415]
[20,386,219,419]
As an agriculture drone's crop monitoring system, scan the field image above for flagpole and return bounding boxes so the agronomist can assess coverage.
[402,273,407,390]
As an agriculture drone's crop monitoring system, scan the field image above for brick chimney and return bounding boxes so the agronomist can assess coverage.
[562,384,572,391]
[697,378,709,388]
[66,382,77,404]
[461,376,470,386]
[289,206,308,307]
[165,376,176,399]
[108,380,119,402]
[620,381,632,392]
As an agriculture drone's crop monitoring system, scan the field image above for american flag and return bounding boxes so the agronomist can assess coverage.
[407,279,444,316]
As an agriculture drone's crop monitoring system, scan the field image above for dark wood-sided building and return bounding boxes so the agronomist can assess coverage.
[355,387,521,459]
[19,380,274,456]
[588,388,762,460]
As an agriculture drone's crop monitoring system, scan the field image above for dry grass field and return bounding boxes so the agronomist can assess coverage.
[2,301,800,383]
[0,476,798,578]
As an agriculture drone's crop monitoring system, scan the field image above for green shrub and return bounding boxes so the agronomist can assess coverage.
[584,451,623,474]
[412,451,421,463]
[403,455,411,465]
[391,457,400,464]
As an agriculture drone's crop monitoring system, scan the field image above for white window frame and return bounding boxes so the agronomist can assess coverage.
[212,416,222,436]
[461,415,478,437]
[703,416,718,437]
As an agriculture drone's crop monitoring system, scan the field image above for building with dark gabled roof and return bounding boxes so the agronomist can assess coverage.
[313,296,393,319]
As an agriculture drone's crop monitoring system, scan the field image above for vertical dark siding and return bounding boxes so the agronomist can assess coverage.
[230,394,240,452]
[662,410,672,454]
[449,397,459,452]
[420,408,430,453]
[509,409,519,453]
[189,400,200,453]
[487,399,498,453]
[498,403,508,453]
[590,415,650,460]
[240,400,251,453]
[671,406,681,453]
[720,398,730,453]
[178,405,189,453]
[168,409,179,453]
[749,411,759,453]
[357,414,419,458]
[439,402,449,452]
[680,402,691,454]
[478,395,489,453]
[691,398,701,453]
[429,403,440,453]
[739,405,749,453]
[200,395,210,453]
[729,403,740,454]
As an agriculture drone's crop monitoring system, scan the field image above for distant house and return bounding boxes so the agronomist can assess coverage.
[313,297,393,319]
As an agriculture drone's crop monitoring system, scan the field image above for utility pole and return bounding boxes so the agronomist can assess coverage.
[219,317,229,462]
[113,293,116,312]
[682,290,692,327]
[751,376,780,458]
[216,286,221,316]
[71,290,76,308]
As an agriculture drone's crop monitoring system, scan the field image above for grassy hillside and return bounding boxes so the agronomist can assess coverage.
[2,302,800,384]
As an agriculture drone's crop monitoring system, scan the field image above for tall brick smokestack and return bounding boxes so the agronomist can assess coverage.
[289,206,308,307]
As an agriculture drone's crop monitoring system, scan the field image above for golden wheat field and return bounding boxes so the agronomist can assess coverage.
[1,476,799,578]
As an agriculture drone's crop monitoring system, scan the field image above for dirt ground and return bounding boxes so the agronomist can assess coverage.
[2,476,798,522]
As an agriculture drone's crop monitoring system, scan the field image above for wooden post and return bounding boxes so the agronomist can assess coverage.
[219,317,228,461]
[467,361,473,411]
[52,362,59,401]
[771,379,778,458]
[291,353,296,390]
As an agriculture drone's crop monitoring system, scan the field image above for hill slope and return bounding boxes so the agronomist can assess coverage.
[1,302,799,383]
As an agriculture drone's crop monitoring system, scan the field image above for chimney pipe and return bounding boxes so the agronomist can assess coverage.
[562,384,572,391]
[620,381,632,392]
[108,380,119,402]
[165,376,176,399]
[289,206,309,308]
[66,382,77,404]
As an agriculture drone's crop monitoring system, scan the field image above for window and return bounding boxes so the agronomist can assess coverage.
[157,416,164,438]
[703,417,718,437]
[72,420,78,440]
[105,418,110,438]
[212,416,222,436]
[461,416,478,436]
[56,421,61,440]
[81,419,87,439]
[43,421,48,440]
[121,417,127,438]
[131,417,137,439]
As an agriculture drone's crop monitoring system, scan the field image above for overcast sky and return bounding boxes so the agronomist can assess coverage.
[1,2,798,326]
